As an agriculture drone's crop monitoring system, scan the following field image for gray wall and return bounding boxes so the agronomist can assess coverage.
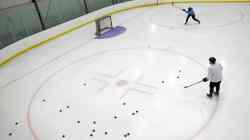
[0,0,131,49]
[0,0,31,9]
[0,2,42,47]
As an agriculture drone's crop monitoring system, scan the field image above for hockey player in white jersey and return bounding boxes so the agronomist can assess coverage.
[202,57,223,98]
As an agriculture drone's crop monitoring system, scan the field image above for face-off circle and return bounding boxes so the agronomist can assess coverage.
[28,48,218,140]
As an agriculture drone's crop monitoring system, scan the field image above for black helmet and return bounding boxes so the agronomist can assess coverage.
[209,57,216,64]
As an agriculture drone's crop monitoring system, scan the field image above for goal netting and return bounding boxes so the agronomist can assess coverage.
[95,15,113,36]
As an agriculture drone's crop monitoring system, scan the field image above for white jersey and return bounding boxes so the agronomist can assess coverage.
[207,63,223,82]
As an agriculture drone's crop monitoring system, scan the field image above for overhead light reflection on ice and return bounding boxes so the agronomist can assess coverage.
[167,73,177,87]
[146,50,154,64]
[128,66,143,81]
[150,24,157,32]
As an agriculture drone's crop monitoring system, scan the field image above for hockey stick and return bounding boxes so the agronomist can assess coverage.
[184,80,203,88]
[171,1,183,11]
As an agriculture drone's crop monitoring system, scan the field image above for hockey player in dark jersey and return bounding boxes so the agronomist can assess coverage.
[182,7,200,25]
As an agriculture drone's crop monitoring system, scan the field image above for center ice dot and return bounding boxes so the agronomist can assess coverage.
[116,80,129,87]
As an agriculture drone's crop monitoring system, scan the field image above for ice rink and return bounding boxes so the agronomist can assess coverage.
[1,2,250,140]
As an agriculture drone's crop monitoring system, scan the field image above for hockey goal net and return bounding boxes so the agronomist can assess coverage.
[95,15,113,36]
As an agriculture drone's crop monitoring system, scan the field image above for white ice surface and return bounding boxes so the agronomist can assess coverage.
[1,3,250,140]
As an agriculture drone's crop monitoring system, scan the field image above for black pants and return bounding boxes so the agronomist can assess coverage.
[209,81,221,95]
[185,15,200,24]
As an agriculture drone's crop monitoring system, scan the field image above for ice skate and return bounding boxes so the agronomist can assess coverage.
[214,92,219,96]
[207,93,213,98]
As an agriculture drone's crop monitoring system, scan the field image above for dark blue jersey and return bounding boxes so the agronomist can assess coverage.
[182,7,195,16]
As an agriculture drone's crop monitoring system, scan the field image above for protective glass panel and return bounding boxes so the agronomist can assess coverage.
[85,0,113,12]
[0,3,42,48]
[37,0,86,28]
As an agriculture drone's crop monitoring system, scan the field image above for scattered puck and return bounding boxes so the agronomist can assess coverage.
[114,116,118,119]
[8,133,12,136]
[42,99,46,102]
[92,129,96,133]
[124,132,130,137]
[122,102,126,106]
[59,109,62,112]
[62,134,66,138]
[77,120,80,124]
[15,122,19,125]
[177,76,180,79]
[124,133,130,137]
[93,121,96,124]
[104,131,108,135]
[179,70,182,72]
[161,81,165,83]
[83,83,87,86]
[66,106,70,109]
[135,110,139,113]
[90,133,93,137]
[132,113,135,115]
